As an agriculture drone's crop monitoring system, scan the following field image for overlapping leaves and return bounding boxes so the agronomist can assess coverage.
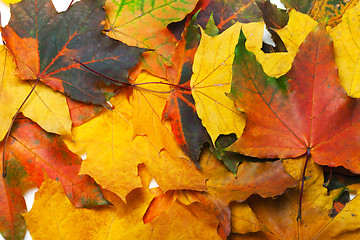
[229,24,360,173]
[2,0,146,105]
[2,0,360,239]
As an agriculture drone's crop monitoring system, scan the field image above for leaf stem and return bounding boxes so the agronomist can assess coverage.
[72,58,192,92]
[2,78,40,177]
[297,149,311,221]
[133,81,192,91]
[66,0,75,11]
[71,58,133,86]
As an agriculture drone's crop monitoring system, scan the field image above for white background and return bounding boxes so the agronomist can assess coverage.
[0,0,284,239]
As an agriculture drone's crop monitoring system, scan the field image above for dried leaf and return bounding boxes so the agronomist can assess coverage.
[151,201,221,240]
[65,88,207,199]
[23,177,154,240]
[103,0,198,61]
[202,150,297,204]
[309,0,359,27]
[281,0,314,13]
[132,72,191,162]
[164,14,210,165]
[64,92,153,201]
[229,25,360,173]
[2,0,146,105]
[244,157,360,239]
[230,202,264,235]
[195,0,263,31]
[256,0,289,29]
[0,116,109,240]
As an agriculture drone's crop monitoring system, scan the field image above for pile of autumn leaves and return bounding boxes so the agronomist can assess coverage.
[2,0,360,239]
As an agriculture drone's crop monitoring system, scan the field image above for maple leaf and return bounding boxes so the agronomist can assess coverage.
[144,183,226,238]
[329,1,360,98]
[64,92,147,201]
[190,21,246,145]
[0,116,109,240]
[0,46,72,139]
[143,149,296,239]
[163,12,211,164]
[246,10,318,78]
[1,0,146,105]
[3,0,360,238]
[64,89,208,200]
[132,71,206,166]
[24,171,220,239]
[23,177,155,240]
[202,151,296,204]
[228,25,360,173]
[231,157,360,239]
[103,0,198,62]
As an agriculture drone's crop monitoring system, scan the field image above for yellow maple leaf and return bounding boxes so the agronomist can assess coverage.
[133,73,209,191]
[24,176,220,239]
[65,85,207,199]
[23,177,154,240]
[132,71,188,160]
[64,91,152,201]
[190,22,245,145]
[247,9,318,78]
[329,2,360,98]
[0,46,72,140]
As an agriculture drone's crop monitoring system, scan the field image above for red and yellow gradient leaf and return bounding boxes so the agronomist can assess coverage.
[0,116,109,240]
[229,26,360,173]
